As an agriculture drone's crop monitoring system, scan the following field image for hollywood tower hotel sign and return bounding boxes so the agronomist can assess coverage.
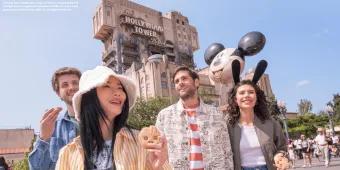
[121,15,164,38]
[93,0,199,73]
[120,15,165,46]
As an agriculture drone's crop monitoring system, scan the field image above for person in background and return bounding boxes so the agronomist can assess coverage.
[29,67,81,170]
[0,157,9,170]
[314,127,330,167]
[331,132,339,145]
[294,137,303,160]
[300,134,312,167]
[287,140,296,168]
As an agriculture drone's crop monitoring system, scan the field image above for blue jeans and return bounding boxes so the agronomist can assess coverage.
[241,165,268,170]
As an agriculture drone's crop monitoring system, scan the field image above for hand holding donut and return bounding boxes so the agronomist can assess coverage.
[139,126,168,170]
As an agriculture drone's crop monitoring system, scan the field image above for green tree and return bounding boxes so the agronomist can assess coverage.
[327,93,340,121]
[287,114,329,138]
[13,153,29,170]
[298,99,313,115]
[127,97,172,130]
[266,96,281,120]
[13,134,36,170]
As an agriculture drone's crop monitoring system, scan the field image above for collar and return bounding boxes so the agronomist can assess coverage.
[61,111,78,125]
[175,98,209,116]
[61,111,71,120]
[238,115,264,127]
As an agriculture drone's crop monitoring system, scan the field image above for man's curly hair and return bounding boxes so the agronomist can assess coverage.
[226,80,270,126]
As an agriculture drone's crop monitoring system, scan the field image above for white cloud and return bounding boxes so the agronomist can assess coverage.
[313,28,329,38]
[296,80,310,87]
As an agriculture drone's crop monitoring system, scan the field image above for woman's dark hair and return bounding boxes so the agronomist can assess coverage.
[79,87,132,170]
[0,156,9,170]
[226,80,270,126]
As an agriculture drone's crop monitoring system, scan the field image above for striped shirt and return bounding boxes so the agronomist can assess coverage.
[186,109,204,170]
[55,128,172,170]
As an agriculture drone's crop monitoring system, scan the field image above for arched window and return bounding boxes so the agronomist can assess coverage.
[161,72,168,88]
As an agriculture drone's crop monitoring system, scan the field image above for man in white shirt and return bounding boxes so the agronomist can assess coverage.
[156,66,233,169]
[294,138,303,159]
[331,133,339,145]
[314,127,330,167]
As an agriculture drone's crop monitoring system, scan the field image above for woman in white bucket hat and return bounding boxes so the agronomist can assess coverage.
[56,66,171,170]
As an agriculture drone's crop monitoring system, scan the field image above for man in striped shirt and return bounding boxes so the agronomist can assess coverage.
[156,66,234,169]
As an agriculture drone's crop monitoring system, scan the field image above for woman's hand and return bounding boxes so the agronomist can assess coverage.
[144,136,169,170]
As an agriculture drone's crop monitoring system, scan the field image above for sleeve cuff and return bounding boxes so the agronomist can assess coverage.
[162,161,173,170]
[35,137,50,152]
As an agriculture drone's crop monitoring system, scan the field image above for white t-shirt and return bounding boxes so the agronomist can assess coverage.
[240,124,266,167]
[288,144,295,160]
[314,134,327,145]
[332,136,339,144]
[295,139,302,149]
[301,140,309,148]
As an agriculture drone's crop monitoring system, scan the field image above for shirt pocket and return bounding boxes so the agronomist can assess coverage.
[50,137,65,162]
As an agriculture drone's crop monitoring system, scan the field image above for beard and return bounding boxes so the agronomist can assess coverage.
[179,86,196,101]
[61,96,73,106]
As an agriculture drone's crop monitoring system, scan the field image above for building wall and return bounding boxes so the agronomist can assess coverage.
[93,0,273,106]
[244,71,274,98]
[93,0,199,73]
[0,129,34,162]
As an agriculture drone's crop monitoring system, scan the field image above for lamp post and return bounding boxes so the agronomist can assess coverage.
[325,105,335,134]
[278,101,289,140]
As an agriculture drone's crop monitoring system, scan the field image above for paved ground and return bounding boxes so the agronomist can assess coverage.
[292,156,340,170]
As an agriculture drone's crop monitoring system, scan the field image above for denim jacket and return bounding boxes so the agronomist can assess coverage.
[28,112,78,170]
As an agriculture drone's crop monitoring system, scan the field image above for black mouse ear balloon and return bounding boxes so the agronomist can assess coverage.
[204,43,225,65]
[231,60,241,85]
[252,60,268,84]
[238,31,266,56]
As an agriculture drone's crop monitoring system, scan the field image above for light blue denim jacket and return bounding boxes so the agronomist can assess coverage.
[28,112,78,170]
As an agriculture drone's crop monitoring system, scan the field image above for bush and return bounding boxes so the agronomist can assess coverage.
[127,97,172,130]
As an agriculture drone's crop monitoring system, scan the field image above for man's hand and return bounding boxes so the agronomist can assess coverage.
[39,107,62,141]
[145,136,169,170]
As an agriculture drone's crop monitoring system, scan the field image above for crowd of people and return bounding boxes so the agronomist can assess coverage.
[287,129,339,168]
[2,65,337,170]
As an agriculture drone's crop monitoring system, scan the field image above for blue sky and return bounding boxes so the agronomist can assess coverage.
[1,0,339,131]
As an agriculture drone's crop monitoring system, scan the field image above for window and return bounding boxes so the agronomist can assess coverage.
[161,81,168,88]
[182,21,185,25]
[171,82,175,88]
[161,72,168,89]
[161,72,167,78]
[176,19,179,24]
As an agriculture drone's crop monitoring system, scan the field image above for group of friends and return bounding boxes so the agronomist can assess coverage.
[27,65,287,170]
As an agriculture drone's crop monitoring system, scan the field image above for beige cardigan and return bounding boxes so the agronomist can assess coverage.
[55,128,172,170]
[228,116,287,170]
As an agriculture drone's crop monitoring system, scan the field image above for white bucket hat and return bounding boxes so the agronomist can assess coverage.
[72,66,137,120]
